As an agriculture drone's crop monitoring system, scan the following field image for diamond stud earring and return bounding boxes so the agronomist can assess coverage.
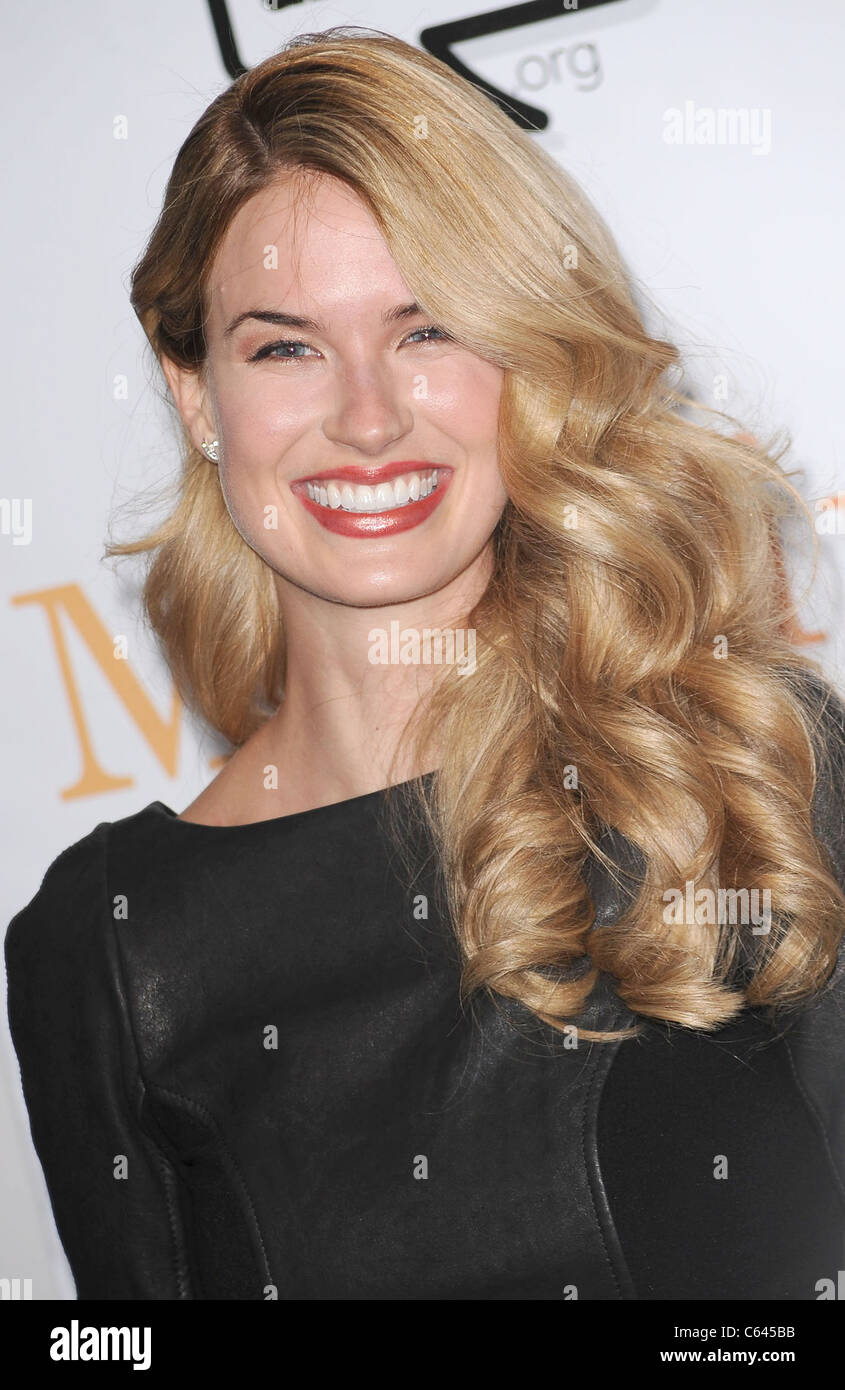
[200,438,220,462]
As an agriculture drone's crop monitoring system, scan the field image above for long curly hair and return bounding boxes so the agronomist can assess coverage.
[108,25,845,1042]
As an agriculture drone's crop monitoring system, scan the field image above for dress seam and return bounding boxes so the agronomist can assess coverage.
[102,822,194,1300]
[580,1015,638,1300]
[145,1080,274,1295]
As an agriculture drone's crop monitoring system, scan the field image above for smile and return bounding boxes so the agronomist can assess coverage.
[305,468,439,513]
[292,465,451,538]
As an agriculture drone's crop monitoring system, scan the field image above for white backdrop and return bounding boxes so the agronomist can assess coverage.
[3,0,844,1298]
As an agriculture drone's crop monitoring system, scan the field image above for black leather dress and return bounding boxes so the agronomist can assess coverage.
[6,677,845,1300]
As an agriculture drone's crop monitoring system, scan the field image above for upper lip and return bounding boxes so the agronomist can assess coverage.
[293,461,447,486]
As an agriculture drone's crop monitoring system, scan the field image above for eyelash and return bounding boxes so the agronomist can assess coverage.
[248,324,450,364]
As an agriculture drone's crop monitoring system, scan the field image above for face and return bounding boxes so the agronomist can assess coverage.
[163,172,508,609]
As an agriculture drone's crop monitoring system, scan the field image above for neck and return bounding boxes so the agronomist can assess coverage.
[256,544,492,806]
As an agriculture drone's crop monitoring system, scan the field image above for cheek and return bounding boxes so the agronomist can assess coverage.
[215,358,504,482]
[212,396,284,529]
[428,360,503,440]
[219,386,300,452]
[215,392,302,524]
[215,461,258,544]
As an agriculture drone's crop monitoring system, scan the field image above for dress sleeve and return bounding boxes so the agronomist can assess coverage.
[4,824,193,1299]
[785,670,845,1193]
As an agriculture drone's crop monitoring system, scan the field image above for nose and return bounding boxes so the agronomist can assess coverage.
[321,360,415,458]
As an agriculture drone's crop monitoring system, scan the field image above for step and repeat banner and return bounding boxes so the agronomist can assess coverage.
[2,0,843,1298]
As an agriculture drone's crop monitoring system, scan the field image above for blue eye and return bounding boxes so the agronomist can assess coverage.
[250,340,317,363]
[404,325,449,345]
[248,324,450,364]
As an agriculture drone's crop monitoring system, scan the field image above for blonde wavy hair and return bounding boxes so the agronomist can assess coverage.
[109,25,845,1042]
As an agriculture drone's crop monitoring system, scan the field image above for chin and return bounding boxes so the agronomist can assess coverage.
[312,571,454,608]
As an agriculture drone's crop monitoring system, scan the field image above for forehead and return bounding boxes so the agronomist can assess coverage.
[206,172,410,327]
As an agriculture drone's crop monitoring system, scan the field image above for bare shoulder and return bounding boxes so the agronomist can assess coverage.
[178,721,278,826]
[177,774,234,826]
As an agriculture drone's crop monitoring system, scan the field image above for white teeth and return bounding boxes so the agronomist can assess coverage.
[304,468,440,514]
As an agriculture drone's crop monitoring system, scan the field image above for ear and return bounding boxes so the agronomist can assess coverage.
[160,354,218,455]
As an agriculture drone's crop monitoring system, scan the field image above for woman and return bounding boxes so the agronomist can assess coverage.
[6,26,845,1301]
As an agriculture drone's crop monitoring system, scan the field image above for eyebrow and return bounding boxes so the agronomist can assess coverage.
[223,301,424,338]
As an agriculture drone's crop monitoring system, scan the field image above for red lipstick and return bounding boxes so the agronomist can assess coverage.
[291,465,452,538]
[294,461,440,485]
